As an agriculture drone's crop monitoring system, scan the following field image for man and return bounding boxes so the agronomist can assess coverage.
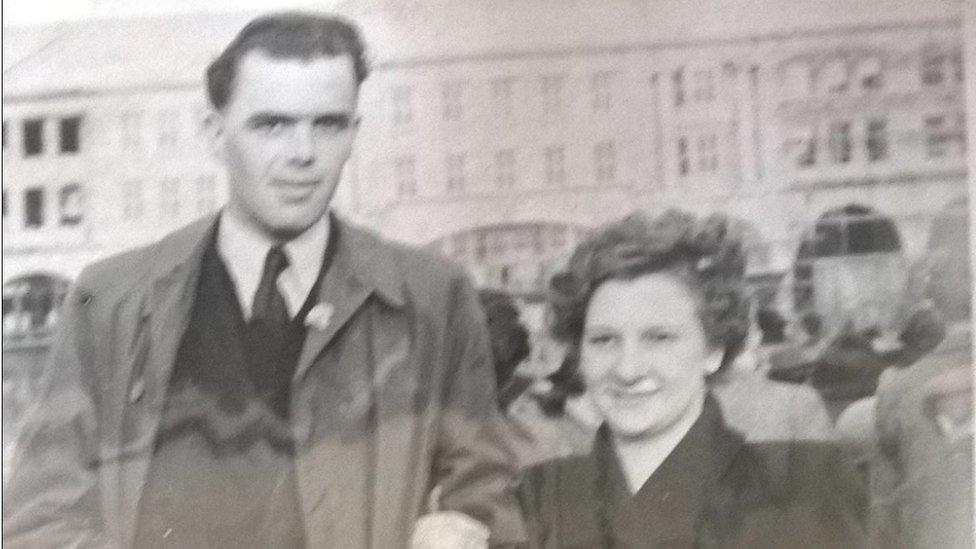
[3,13,524,548]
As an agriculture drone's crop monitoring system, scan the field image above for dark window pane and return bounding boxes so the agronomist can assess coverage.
[60,117,81,153]
[673,69,684,106]
[813,222,845,257]
[24,188,44,228]
[866,119,888,162]
[847,218,901,254]
[59,184,83,226]
[23,119,43,156]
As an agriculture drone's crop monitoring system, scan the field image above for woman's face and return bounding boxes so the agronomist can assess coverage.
[580,272,720,440]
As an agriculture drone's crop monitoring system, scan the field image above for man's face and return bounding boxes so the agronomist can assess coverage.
[207,50,358,239]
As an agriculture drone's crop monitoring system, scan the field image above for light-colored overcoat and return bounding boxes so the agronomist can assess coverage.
[3,214,525,548]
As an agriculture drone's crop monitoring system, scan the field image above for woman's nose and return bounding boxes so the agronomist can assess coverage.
[613,340,646,384]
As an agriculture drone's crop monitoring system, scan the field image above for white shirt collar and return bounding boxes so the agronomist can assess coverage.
[216,210,330,319]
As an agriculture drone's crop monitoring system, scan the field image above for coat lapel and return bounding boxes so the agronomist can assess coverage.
[116,215,218,546]
[293,218,405,385]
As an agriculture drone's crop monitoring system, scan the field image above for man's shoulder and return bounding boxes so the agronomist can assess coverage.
[339,218,468,285]
[75,216,215,295]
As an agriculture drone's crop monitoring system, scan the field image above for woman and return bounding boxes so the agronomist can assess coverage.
[520,210,865,548]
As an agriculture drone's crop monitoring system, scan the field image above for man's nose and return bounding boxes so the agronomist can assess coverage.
[288,124,317,165]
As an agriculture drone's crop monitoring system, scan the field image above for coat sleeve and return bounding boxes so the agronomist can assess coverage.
[430,271,527,548]
[867,369,905,548]
[2,275,122,549]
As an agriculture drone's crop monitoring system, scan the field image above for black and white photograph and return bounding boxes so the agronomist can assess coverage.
[3,0,974,547]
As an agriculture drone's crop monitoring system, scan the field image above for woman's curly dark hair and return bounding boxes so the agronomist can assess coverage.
[539,209,751,416]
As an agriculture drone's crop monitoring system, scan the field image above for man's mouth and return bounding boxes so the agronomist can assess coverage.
[272,179,320,200]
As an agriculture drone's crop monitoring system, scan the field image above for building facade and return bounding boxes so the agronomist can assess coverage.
[2,1,968,357]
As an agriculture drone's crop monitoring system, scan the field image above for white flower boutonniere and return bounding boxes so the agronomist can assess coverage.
[305,302,334,331]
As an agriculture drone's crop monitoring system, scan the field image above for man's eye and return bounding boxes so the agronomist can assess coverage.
[253,119,287,133]
[586,334,616,346]
[314,117,352,133]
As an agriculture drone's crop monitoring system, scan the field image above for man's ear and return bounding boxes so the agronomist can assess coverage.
[703,348,725,376]
[202,109,226,161]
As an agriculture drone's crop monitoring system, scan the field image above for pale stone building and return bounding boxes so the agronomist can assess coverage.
[2,0,968,353]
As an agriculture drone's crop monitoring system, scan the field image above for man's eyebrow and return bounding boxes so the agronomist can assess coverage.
[246,113,297,125]
[313,113,353,125]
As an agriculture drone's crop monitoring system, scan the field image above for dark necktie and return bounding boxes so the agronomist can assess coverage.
[252,245,290,325]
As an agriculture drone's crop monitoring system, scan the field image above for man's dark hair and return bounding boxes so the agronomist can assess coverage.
[206,12,370,110]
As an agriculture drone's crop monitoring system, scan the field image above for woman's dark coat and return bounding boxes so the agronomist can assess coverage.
[520,396,866,548]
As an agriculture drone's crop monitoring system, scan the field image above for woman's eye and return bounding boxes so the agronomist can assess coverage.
[643,331,674,342]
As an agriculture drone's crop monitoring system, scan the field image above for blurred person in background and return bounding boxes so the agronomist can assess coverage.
[519,210,865,547]
[480,289,600,469]
[478,290,533,412]
[867,196,972,549]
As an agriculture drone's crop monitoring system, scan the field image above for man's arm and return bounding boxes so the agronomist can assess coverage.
[427,272,526,547]
[3,277,121,548]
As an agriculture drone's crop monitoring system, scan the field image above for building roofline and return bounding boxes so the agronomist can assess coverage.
[373,17,962,71]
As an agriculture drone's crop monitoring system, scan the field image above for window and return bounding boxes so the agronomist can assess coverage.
[395,156,417,198]
[691,69,715,102]
[952,51,964,84]
[924,114,966,158]
[921,47,948,86]
[828,122,851,164]
[491,78,515,117]
[677,137,690,176]
[866,118,888,162]
[391,85,413,127]
[120,111,142,150]
[445,153,466,194]
[590,71,613,112]
[494,149,516,189]
[677,132,721,174]
[790,127,817,167]
[442,80,465,121]
[696,134,719,172]
[594,140,616,183]
[541,75,565,117]
[194,175,216,213]
[157,109,180,150]
[857,57,883,90]
[160,178,181,217]
[23,119,44,157]
[925,115,948,158]
[59,116,81,154]
[544,145,566,185]
[820,59,848,94]
[3,275,71,339]
[59,184,83,226]
[122,179,144,219]
[24,187,44,228]
[673,68,685,106]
